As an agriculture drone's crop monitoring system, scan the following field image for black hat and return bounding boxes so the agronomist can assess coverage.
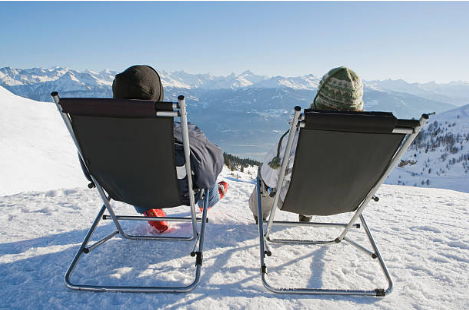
[112,65,164,101]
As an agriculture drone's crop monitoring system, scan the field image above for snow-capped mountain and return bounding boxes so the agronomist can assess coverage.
[387,104,469,192]
[0,66,466,162]
[0,67,463,112]
[0,67,114,101]
[3,67,469,101]
[2,66,463,107]
[367,79,469,106]
[159,69,272,89]
[363,86,455,119]
[1,67,320,100]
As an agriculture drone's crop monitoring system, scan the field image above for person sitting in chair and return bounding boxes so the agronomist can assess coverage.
[248,66,364,224]
[81,65,228,233]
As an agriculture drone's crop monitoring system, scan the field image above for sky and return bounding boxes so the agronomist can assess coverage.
[0,1,468,83]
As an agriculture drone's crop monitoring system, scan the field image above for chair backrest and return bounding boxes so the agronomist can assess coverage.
[281,109,421,216]
[59,98,183,209]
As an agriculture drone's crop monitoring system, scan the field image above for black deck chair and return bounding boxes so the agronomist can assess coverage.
[256,106,428,296]
[51,92,209,293]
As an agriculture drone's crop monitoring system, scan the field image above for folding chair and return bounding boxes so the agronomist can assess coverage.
[51,92,209,293]
[256,106,428,296]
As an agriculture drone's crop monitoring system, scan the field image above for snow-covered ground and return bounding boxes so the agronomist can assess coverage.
[387,104,469,193]
[1,86,468,309]
[1,170,468,309]
[0,86,88,196]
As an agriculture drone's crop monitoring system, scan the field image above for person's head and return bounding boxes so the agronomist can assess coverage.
[311,66,364,111]
[112,65,164,101]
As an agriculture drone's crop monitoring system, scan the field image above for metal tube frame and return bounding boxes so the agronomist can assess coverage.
[264,106,302,239]
[52,92,208,293]
[256,107,429,296]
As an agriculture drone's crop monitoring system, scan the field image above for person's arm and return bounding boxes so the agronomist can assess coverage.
[259,145,280,189]
[260,131,299,197]
[191,138,223,189]
[174,123,223,189]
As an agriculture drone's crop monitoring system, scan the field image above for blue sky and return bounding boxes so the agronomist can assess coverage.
[0,1,468,83]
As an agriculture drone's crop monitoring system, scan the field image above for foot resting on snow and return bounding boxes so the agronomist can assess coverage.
[143,208,169,233]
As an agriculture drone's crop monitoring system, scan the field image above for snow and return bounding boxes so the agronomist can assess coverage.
[386,104,469,192]
[1,87,469,309]
[0,86,87,196]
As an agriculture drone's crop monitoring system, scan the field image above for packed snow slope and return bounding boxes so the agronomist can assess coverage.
[0,86,87,196]
[1,86,468,309]
[387,104,469,192]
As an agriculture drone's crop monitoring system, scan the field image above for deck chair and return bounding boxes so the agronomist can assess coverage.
[256,106,428,296]
[51,92,209,293]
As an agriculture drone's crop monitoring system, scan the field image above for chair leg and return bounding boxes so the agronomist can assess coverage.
[257,205,393,296]
[64,191,210,293]
[93,179,198,242]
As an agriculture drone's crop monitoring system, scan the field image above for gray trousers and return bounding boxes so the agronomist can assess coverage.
[248,184,280,220]
[249,182,310,221]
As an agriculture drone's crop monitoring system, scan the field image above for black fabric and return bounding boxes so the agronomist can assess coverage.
[396,119,421,129]
[67,99,223,207]
[112,65,164,101]
[71,115,182,209]
[173,123,224,204]
[60,98,173,117]
[282,129,404,215]
[304,109,399,133]
[78,154,92,183]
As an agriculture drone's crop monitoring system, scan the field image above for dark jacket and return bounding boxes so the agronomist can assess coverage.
[174,122,223,204]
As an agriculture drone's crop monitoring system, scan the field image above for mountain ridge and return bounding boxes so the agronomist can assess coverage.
[0,66,466,165]
[2,66,468,101]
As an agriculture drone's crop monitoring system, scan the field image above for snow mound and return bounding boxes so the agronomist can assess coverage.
[0,86,87,196]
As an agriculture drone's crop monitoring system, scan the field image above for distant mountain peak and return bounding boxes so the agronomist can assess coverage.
[240,70,255,76]
[1,66,469,106]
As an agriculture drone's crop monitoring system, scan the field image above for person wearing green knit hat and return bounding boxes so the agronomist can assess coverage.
[312,66,364,111]
[248,66,365,224]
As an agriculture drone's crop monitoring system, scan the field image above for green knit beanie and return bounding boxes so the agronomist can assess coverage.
[312,66,364,111]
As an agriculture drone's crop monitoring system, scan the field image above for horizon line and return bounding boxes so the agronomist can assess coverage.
[1,65,468,85]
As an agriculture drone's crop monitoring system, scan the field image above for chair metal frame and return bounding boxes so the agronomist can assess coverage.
[257,106,428,296]
[51,92,208,293]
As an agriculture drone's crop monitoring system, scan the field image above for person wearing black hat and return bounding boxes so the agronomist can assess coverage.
[81,65,228,233]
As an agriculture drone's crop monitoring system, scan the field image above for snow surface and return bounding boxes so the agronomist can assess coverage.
[0,86,87,196]
[387,104,469,193]
[1,87,469,309]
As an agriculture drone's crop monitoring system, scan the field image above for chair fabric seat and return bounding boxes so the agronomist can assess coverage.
[67,101,183,209]
[281,129,404,215]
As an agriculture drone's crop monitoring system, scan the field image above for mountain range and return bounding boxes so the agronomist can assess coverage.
[1,66,468,161]
[2,66,468,104]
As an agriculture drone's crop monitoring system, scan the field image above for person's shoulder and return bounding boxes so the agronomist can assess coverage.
[187,122,203,132]
[187,123,210,141]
